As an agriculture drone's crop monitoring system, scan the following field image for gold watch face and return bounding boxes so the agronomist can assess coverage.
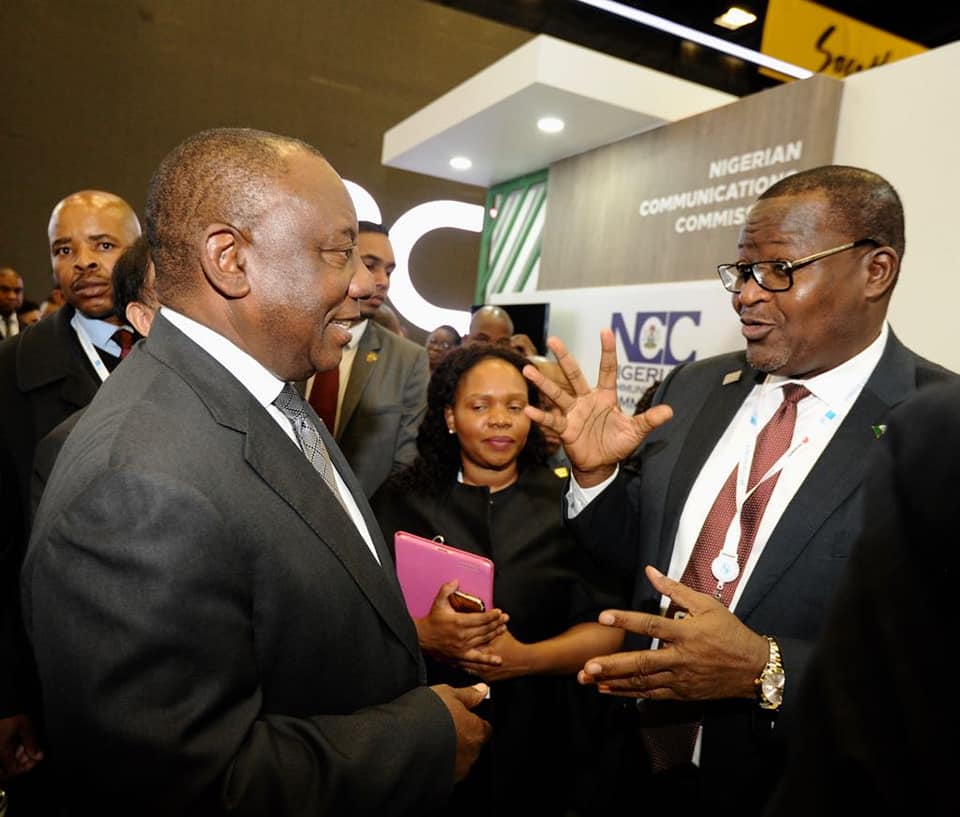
[761,670,785,706]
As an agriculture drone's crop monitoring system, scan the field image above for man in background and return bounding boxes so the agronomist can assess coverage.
[0,189,140,807]
[16,301,41,330]
[38,286,64,318]
[30,234,159,514]
[0,268,24,340]
[463,304,512,347]
[306,220,429,497]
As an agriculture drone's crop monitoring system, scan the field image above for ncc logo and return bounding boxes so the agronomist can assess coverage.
[611,311,702,365]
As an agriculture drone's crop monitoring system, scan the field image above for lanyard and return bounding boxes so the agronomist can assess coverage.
[710,378,865,594]
[70,312,111,383]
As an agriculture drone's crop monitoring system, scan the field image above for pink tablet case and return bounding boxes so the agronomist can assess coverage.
[393,531,495,619]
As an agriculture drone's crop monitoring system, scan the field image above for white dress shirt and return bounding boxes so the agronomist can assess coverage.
[568,325,888,765]
[1,312,19,339]
[568,323,889,611]
[161,307,380,564]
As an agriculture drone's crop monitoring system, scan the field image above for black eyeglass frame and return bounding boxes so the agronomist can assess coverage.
[717,238,878,293]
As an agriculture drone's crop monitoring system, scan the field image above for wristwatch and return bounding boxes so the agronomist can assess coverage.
[755,636,785,711]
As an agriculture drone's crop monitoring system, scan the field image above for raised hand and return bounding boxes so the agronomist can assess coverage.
[523,329,673,487]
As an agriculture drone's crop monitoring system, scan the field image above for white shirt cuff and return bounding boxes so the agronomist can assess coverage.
[565,465,620,518]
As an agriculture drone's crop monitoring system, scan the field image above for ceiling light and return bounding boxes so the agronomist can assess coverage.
[714,7,757,31]
[537,116,565,134]
[572,0,812,80]
[449,156,473,171]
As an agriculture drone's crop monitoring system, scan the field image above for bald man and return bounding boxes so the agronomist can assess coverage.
[464,304,513,347]
[22,128,488,815]
[0,190,140,800]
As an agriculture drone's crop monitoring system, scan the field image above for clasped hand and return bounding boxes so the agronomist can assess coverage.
[578,566,770,701]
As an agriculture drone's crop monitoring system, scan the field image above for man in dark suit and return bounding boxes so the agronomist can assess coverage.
[763,378,958,817]
[306,222,429,498]
[0,267,24,340]
[524,165,956,814]
[0,190,140,799]
[30,234,160,516]
[22,127,489,815]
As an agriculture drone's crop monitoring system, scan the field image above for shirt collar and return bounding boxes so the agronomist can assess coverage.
[348,319,368,350]
[763,322,889,407]
[73,310,126,350]
[160,307,286,407]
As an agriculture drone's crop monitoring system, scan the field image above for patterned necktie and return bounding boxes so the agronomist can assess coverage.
[677,382,811,609]
[111,328,135,360]
[308,366,340,436]
[273,382,346,509]
[644,382,811,771]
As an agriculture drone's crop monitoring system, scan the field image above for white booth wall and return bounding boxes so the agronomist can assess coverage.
[835,41,960,373]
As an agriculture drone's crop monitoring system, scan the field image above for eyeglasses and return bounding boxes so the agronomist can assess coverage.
[427,339,454,350]
[717,238,877,293]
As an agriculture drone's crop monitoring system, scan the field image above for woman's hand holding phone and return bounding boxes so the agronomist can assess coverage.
[414,580,509,665]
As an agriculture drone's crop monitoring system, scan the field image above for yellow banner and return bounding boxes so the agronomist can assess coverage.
[761,0,926,81]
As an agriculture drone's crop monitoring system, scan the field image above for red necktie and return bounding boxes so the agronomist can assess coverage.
[308,366,340,434]
[112,328,135,360]
[645,383,811,771]
[676,383,810,608]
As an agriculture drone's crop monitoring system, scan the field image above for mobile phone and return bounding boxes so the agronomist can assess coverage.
[449,590,486,613]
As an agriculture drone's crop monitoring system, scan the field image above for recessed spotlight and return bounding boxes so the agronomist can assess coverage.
[537,116,565,134]
[714,7,757,31]
[449,156,473,171]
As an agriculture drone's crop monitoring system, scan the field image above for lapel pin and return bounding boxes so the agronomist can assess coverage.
[366,352,378,363]
[871,424,887,439]
[722,370,742,386]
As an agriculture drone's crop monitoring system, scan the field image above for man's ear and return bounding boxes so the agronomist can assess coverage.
[863,244,899,301]
[125,301,155,337]
[200,225,250,299]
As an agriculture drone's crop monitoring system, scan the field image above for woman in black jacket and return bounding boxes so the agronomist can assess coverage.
[371,344,626,816]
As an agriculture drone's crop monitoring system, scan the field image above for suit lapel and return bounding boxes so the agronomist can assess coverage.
[17,306,100,416]
[338,323,382,438]
[147,315,421,663]
[736,332,919,618]
[657,360,758,571]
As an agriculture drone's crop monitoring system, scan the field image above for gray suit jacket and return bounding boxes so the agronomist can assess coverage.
[336,322,428,497]
[21,314,454,816]
[570,330,955,809]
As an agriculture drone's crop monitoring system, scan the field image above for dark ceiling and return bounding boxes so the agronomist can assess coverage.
[430,0,960,97]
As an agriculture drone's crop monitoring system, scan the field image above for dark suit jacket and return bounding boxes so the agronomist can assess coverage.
[0,304,99,716]
[21,314,454,816]
[336,322,428,498]
[569,330,955,811]
[763,378,960,817]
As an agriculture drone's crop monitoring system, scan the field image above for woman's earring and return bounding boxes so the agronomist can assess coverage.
[448,427,455,435]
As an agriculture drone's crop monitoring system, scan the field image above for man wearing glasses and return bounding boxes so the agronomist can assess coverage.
[525,165,956,814]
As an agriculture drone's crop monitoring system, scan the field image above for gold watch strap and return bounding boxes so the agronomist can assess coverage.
[755,635,785,710]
